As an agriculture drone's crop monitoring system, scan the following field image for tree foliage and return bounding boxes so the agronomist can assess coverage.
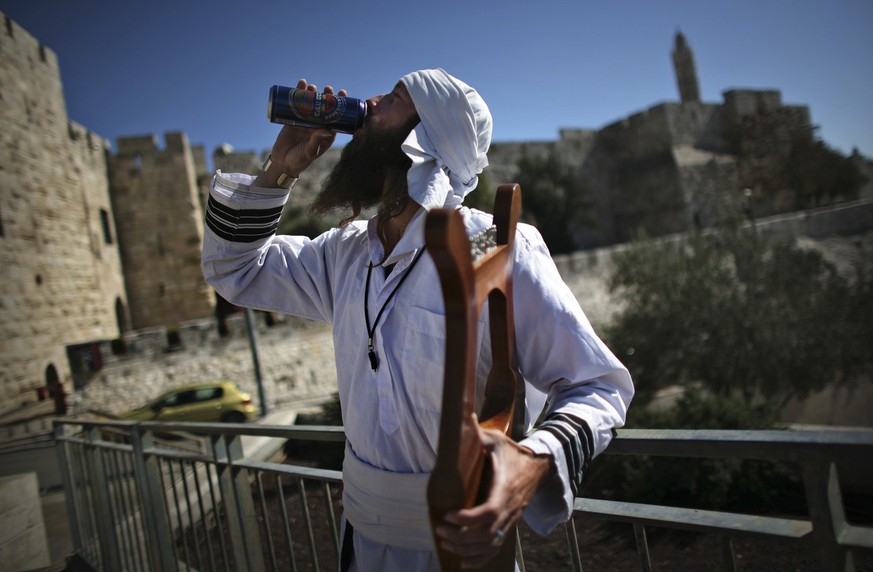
[581,388,805,514]
[464,169,497,213]
[729,115,867,214]
[513,152,592,254]
[785,138,868,209]
[278,204,341,238]
[603,226,872,409]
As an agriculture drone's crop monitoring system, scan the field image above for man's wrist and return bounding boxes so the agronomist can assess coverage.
[254,153,298,189]
[276,172,298,188]
[518,444,556,485]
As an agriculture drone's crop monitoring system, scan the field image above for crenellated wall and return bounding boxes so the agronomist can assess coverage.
[0,14,127,412]
[1,13,216,413]
[107,131,213,330]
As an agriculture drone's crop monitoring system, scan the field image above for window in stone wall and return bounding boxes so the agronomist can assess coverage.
[100,208,113,244]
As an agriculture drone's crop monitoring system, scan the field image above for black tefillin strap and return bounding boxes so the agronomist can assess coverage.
[363,247,427,371]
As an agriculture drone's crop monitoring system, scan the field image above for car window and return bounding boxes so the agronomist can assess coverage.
[194,387,223,402]
[167,390,198,407]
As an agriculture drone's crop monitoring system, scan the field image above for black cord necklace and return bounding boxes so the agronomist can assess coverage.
[364,247,427,371]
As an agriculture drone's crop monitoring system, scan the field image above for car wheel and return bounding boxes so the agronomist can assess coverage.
[221,411,246,424]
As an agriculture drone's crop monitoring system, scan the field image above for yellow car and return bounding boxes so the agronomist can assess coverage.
[121,381,257,423]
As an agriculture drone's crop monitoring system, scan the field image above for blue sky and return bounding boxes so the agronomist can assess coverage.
[2,0,871,170]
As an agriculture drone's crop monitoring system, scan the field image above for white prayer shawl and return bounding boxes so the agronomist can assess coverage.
[399,68,492,211]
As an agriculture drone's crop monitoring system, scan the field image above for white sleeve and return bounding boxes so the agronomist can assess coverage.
[511,224,634,535]
[201,171,336,323]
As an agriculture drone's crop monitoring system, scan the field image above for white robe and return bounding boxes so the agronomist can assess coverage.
[202,171,634,571]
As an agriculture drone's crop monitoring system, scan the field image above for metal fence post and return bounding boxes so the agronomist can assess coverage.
[245,308,268,417]
[802,458,855,572]
[565,518,583,572]
[84,426,123,571]
[213,432,266,571]
[131,424,178,572]
[53,422,83,553]
[720,534,738,572]
[633,523,653,572]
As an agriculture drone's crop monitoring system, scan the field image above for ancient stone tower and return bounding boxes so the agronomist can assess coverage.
[1,12,218,412]
[107,133,213,330]
[672,31,701,103]
[488,32,814,249]
[0,13,128,412]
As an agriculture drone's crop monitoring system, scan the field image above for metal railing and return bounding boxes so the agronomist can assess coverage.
[53,419,873,571]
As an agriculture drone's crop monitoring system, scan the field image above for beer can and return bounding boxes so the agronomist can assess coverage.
[268,85,367,134]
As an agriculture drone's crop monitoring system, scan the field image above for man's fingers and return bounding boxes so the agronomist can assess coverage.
[436,525,499,554]
[307,131,336,158]
[435,521,507,569]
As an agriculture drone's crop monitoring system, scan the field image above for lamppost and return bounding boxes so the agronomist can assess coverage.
[244,308,268,417]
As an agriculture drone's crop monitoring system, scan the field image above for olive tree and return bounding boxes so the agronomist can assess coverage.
[604,226,872,409]
[513,152,592,255]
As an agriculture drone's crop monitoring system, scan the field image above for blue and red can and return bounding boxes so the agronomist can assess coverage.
[268,85,367,134]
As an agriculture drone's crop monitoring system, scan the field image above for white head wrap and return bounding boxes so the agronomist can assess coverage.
[399,69,492,211]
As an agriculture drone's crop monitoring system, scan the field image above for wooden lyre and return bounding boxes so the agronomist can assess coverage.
[425,183,523,571]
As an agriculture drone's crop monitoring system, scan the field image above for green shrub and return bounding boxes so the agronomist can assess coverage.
[582,389,806,516]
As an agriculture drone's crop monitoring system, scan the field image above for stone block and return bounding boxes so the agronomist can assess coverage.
[0,473,50,571]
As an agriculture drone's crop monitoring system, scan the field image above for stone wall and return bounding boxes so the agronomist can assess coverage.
[0,14,127,413]
[485,87,817,251]
[108,132,214,329]
[71,316,338,417]
[0,473,50,571]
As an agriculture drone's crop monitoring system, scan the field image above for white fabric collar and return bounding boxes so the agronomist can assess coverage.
[366,208,428,267]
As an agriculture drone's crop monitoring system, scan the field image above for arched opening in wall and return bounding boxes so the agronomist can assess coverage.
[44,364,67,414]
[44,364,59,387]
[166,329,182,351]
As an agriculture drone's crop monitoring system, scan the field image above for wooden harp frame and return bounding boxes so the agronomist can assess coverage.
[425,184,523,571]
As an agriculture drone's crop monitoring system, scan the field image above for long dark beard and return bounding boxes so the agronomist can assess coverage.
[310,115,420,227]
